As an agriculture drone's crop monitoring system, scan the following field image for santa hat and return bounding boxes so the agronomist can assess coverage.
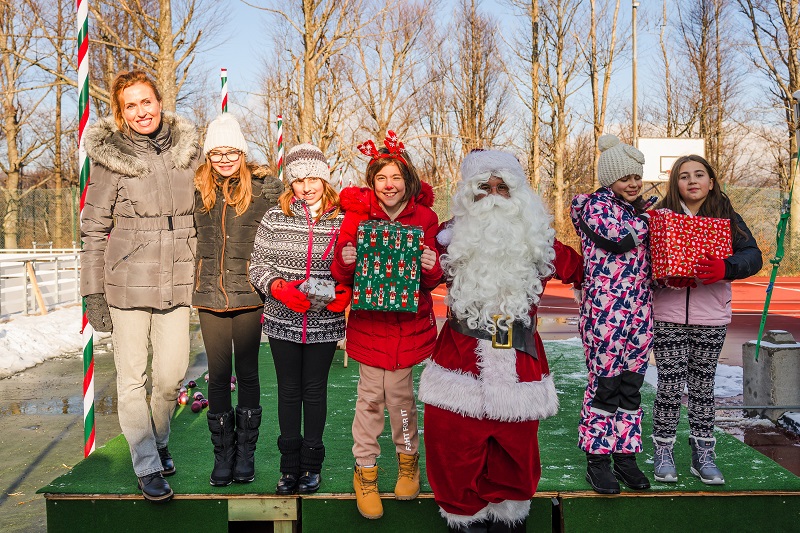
[459,149,526,190]
[285,143,331,183]
[597,134,644,187]
[203,113,248,156]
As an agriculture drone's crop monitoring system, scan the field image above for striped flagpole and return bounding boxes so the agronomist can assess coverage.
[220,68,228,113]
[77,0,95,457]
[277,115,284,182]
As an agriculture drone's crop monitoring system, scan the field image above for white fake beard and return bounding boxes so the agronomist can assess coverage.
[441,190,556,332]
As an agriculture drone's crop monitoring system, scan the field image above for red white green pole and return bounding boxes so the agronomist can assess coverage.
[220,68,228,113]
[77,0,95,457]
[277,115,284,182]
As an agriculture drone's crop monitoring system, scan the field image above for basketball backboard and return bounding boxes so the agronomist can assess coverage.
[637,138,705,182]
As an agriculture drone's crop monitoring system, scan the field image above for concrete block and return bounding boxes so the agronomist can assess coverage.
[743,330,800,423]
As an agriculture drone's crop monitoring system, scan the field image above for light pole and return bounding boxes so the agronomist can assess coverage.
[632,1,639,147]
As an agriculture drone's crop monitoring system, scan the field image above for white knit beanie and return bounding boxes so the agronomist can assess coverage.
[597,134,644,187]
[459,149,526,190]
[285,143,330,183]
[203,113,248,156]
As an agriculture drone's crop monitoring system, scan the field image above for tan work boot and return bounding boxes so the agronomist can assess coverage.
[394,452,420,500]
[353,464,383,519]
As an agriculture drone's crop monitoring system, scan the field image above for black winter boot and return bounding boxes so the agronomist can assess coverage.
[276,435,303,495]
[207,409,236,486]
[612,452,651,489]
[298,444,326,494]
[447,520,490,532]
[487,517,527,532]
[233,406,262,483]
[586,453,620,494]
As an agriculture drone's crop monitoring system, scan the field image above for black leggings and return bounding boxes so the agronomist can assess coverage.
[198,308,263,413]
[269,338,336,449]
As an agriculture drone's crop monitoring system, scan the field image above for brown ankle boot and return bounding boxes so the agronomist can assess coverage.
[353,464,383,519]
[394,452,420,500]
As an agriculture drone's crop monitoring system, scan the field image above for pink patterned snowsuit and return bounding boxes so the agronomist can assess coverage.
[571,188,654,455]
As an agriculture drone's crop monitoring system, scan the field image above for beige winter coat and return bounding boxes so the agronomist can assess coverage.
[80,113,202,309]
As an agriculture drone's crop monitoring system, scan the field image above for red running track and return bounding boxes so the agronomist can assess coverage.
[430,277,800,367]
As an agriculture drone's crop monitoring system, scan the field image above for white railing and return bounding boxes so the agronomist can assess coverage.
[0,249,81,317]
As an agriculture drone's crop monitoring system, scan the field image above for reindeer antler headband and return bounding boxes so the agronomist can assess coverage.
[357,130,408,167]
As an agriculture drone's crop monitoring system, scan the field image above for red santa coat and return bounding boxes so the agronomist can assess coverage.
[419,228,581,524]
[331,182,442,370]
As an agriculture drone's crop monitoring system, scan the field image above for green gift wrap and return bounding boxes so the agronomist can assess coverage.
[351,220,424,313]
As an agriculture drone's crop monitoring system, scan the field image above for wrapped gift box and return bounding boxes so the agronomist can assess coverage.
[650,210,733,279]
[299,277,336,312]
[351,220,423,313]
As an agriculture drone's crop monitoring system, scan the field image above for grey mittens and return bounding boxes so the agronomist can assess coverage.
[85,293,113,332]
[262,176,284,206]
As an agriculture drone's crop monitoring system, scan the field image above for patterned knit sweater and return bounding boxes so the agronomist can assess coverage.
[249,199,345,344]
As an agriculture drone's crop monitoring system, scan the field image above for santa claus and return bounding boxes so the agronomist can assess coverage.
[419,149,582,533]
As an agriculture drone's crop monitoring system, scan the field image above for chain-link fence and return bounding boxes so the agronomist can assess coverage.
[428,183,800,276]
[2,184,798,275]
[0,188,81,249]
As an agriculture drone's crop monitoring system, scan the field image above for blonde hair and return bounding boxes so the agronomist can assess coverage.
[278,181,341,221]
[110,70,162,131]
[195,160,254,216]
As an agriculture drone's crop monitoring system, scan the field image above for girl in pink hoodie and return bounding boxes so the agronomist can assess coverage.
[651,155,761,486]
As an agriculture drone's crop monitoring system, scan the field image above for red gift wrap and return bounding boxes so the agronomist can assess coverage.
[649,211,733,279]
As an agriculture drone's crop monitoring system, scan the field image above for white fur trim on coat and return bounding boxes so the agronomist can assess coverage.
[439,499,531,528]
[419,340,559,422]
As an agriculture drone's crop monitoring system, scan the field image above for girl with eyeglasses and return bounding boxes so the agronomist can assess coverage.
[194,113,283,487]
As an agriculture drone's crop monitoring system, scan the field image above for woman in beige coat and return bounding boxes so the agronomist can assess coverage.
[80,70,202,503]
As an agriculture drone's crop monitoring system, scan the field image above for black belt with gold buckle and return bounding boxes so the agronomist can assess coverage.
[447,314,538,359]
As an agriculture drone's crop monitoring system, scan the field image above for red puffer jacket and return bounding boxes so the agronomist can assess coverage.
[332,182,443,370]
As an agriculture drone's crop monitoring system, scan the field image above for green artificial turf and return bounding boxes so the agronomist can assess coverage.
[40,340,800,497]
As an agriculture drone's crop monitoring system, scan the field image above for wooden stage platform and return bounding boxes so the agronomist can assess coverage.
[40,342,800,532]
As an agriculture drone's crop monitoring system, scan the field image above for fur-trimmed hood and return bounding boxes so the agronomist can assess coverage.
[85,112,200,178]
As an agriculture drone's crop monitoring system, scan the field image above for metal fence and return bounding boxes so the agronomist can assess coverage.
[0,187,81,250]
[429,183,800,276]
[1,184,797,277]
[0,250,81,317]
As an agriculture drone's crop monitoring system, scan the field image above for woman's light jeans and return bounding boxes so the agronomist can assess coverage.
[109,306,190,477]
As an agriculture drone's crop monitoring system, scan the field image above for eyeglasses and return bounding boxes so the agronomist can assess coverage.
[477,182,510,196]
[208,151,241,163]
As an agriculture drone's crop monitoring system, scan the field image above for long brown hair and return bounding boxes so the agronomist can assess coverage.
[110,70,162,131]
[195,159,254,216]
[364,149,421,202]
[657,154,744,237]
[279,180,341,221]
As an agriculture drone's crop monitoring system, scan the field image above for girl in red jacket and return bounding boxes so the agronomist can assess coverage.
[332,132,442,520]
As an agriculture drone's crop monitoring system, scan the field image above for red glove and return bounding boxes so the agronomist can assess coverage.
[270,278,311,313]
[326,284,352,313]
[665,277,697,289]
[694,254,727,285]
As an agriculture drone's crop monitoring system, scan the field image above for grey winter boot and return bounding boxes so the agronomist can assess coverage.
[652,436,678,483]
[689,436,724,485]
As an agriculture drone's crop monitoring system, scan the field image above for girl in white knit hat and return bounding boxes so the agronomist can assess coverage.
[195,113,283,487]
[569,134,658,495]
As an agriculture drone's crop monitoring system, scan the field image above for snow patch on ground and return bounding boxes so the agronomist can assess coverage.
[0,306,109,378]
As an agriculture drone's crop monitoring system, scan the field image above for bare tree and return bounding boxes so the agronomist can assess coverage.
[249,0,369,146]
[347,0,436,143]
[737,0,800,241]
[584,0,624,188]
[539,0,584,237]
[504,0,544,190]
[0,0,55,248]
[450,0,509,153]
